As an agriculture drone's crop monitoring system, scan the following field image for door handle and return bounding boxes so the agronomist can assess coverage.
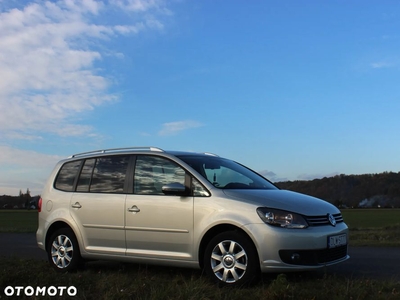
[71,202,82,209]
[128,205,140,213]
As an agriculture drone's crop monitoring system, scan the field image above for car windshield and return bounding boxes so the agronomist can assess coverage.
[177,155,277,190]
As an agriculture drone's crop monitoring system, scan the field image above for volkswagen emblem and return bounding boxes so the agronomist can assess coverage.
[327,213,336,226]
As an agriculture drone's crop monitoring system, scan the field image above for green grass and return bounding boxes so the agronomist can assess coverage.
[341,209,400,229]
[0,257,399,300]
[341,209,400,247]
[0,210,38,233]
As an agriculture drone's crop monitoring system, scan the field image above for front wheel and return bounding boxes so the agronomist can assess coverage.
[203,231,260,286]
[47,228,82,272]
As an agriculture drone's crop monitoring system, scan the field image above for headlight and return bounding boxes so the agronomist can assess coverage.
[256,208,308,229]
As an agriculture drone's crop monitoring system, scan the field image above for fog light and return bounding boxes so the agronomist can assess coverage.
[291,253,300,262]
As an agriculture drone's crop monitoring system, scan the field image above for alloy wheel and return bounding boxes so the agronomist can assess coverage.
[210,239,248,283]
[51,234,74,269]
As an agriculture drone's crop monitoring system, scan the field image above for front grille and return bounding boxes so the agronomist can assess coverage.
[279,245,348,266]
[305,213,344,226]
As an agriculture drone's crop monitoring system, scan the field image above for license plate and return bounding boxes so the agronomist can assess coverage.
[328,234,347,248]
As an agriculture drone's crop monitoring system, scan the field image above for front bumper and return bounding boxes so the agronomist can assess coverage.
[243,222,349,272]
[279,245,348,265]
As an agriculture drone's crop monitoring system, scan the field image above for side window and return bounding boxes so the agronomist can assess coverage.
[134,156,186,195]
[54,160,82,192]
[76,159,95,192]
[192,177,210,197]
[89,156,130,193]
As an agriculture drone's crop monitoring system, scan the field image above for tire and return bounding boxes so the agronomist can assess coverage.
[47,228,82,272]
[203,231,260,286]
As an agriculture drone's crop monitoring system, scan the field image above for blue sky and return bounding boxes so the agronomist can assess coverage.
[1,0,400,195]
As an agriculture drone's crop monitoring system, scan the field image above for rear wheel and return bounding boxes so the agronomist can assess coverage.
[203,231,260,286]
[47,228,82,272]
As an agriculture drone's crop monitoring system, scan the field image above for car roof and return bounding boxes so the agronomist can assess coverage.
[165,150,219,157]
[67,147,220,160]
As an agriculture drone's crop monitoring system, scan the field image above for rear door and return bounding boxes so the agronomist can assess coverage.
[125,155,194,260]
[69,155,130,255]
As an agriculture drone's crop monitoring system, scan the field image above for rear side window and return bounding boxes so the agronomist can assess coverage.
[54,160,82,191]
[55,156,130,193]
[90,156,130,193]
[76,159,96,192]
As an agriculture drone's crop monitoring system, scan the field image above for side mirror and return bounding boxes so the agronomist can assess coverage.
[162,183,188,196]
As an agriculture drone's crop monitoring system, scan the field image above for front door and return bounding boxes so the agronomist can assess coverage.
[125,155,194,260]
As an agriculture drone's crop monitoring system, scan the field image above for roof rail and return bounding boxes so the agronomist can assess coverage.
[203,152,219,157]
[69,147,164,158]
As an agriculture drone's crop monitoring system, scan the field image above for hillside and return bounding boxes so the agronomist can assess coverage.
[275,172,400,208]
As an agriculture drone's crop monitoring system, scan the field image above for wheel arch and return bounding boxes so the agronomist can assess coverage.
[45,221,78,251]
[198,224,259,269]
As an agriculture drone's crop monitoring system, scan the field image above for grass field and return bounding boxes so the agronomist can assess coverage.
[0,210,38,233]
[341,209,400,228]
[341,209,400,247]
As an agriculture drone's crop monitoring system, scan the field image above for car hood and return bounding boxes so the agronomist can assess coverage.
[222,189,339,216]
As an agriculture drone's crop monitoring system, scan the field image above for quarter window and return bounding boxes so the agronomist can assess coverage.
[192,177,210,197]
[54,160,82,192]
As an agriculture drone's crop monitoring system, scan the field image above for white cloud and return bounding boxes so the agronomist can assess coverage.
[0,0,172,195]
[370,61,394,69]
[0,145,62,168]
[258,170,288,182]
[0,146,64,195]
[158,120,203,136]
[370,57,399,69]
[258,170,276,178]
[0,0,169,139]
[111,0,170,13]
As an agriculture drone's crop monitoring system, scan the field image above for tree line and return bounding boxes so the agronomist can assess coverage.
[275,171,400,208]
[0,189,39,209]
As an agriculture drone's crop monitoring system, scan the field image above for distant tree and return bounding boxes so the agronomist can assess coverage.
[276,171,400,208]
[23,188,32,208]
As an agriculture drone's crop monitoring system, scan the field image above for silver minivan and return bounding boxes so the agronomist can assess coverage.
[37,147,349,286]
